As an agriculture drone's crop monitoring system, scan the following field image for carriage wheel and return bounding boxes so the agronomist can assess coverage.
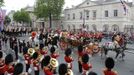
[59,41,68,50]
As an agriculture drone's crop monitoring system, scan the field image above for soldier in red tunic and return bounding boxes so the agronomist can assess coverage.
[77,45,84,73]
[50,46,59,74]
[40,44,48,55]
[41,55,53,75]
[103,57,118,75]
[88,71,97,75]
[0,51,5,75]
[58,63,68,75]
[23,47,31,73]
[13,63,28,75]
[32,52,40,75]
[50,46,59,59]
[82,54,92,75]
[1,54,14,75]
[64,48,74,69]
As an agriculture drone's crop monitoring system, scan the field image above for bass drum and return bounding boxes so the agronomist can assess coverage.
[84,43,100,54]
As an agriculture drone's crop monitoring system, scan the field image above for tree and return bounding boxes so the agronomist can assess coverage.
[4,16,11,25]
[13,10,31,26]
[0,0,4,7]
[34,0,65,28]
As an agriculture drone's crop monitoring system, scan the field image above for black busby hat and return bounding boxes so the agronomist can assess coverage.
[82,54,89,64]
[78,45,83,52]
[50,46,56,54]
[41,55,51,68]
[58,63,68,75]
[32,52,39,59]
[13,63,23,75]
[5,54,13,65]
[88,71,97,75]
[65,48,72,56]
[105,57,115,70]
[0,51,3,58]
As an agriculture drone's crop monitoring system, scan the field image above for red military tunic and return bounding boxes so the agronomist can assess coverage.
[103,68,118,75]
[24,54,31,65]
[44,67,53,75]
[51,53,59,59]
[0,64,14,75]
[0,59,5,74]
[64,56,74,69]
[33,60,40,71]
[82,63,92,75]
[40,49,48,55]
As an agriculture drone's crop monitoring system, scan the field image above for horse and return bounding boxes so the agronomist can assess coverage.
[101,34,126,60]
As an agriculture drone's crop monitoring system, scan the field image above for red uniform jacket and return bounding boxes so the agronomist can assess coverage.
[0,64,14,74]
[103,69,118,75]
[64,56,74,69]
[40,49,48,55]
[51,53,59,59]
[0,59,5,74]
[44,67,53,75]
[24,54,31,65]
[82,63,92,71]
[33,60,40,71]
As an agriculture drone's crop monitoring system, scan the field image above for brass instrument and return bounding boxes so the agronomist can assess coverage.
[28,48,35,56]
[50,58,59,68]
[66,69,73,75]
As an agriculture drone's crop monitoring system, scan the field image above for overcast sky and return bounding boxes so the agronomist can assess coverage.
[1,0,132,14]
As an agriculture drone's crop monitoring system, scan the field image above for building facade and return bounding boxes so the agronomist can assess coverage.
[63,0,134,33]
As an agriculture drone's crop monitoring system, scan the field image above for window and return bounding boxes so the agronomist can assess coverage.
[93,10,97,18]
[114,10,118,17]
[73,13,75,19]
[80,12,82,20]
[87,2,89,5]
[105,10,108,17]
[86,11,89,20]
[67,14,70,20]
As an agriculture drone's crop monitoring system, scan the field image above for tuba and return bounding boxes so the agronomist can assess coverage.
[66,69,73,75]
[50,58,59,68]
[28,48,35,56]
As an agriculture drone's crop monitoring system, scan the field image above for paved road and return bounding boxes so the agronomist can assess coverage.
[1,36,134,75]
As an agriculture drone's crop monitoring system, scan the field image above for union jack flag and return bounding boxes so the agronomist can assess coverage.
[120,0,127,15]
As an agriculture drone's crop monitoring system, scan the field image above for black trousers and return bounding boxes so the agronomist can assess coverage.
[78,61,82,73]
[35,70,39,75]
[26,64,30,72]
[14,50,18,60]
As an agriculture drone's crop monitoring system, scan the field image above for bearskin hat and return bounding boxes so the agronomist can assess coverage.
[5,54,13,65]
[105,57,115,70]
[50,46,56,54]
[0,51,3,58]
[41,55,51,68]
[78,45,83,52]
[82,54,89,64]
[88,71,97,75]
[13,63,23,75]
[65,48,72,56]
[32,52,39,60]
[58,63,68,75]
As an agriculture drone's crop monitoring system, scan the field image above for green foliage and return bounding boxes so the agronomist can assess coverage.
[4,16,11,25]
[0,0,4,7]
[13,10,31,23]
[34,0,65,20]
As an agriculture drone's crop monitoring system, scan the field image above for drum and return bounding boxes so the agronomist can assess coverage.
[59,41,68,50]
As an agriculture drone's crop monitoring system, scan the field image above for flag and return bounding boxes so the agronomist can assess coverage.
[120,0,127,15]
[0,9,6,31]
